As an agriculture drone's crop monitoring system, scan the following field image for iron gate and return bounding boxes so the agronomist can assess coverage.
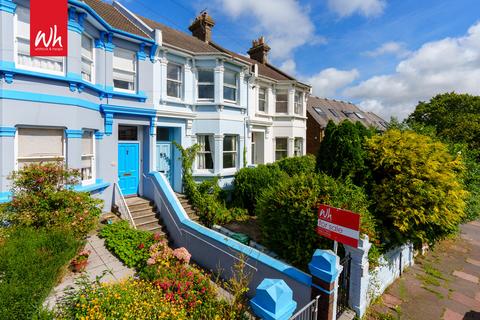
[337,254,351,318]
[289,295,320,320]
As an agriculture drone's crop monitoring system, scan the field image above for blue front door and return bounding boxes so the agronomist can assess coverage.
[118,143,139,196]
[156,142,172,184]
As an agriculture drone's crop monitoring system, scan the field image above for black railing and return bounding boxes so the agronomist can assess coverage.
[337,253,351,318]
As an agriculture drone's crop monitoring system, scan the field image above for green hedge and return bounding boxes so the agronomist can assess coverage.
[276,154,316,176]
[256,173,377,269]
[0,227,81,319]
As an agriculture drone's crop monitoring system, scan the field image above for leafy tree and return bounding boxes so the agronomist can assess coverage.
[316,120,374,185]
[407,92,480,151]
[365,129,468,248]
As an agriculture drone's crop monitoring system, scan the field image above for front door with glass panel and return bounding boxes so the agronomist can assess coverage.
[156,128,173,184]
[118,126,139,196]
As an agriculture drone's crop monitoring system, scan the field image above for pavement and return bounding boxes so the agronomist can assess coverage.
[367,220,480,320]
[44,233,134,309]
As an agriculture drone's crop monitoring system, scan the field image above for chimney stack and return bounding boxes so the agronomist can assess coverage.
[248,36,271,64]
[189,11,215,43]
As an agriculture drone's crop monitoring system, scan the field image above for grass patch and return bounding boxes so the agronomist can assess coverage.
[0,227,81,319]
[421,285,444,299]
[417,273,440,286]
[423,263,447,280]
[398,279,408,301]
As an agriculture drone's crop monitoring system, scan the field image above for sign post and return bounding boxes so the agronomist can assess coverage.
[316,204,361,249]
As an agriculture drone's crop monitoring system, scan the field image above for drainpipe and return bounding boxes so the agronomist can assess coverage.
[243,69,252,168]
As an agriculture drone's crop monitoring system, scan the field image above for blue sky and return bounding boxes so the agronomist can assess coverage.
[121,0,480,119]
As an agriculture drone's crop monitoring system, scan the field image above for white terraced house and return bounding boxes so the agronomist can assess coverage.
[0,0,310,211]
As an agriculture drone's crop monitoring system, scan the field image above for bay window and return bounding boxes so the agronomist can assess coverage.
[113,48,136,92]
[294,91,302,114]
[275,137,288,160]
[223,135,237,169]
[258,87,267,112]
[197,135,214,170]
[223,70,238,102]
[81,34,94,83]
[294,138,303,156]
[15,6,64,74]
[81,130,95,184]
[17,128,65,168]
[198,70,214,100]
[276,91,288,113]
[167,63,183,98]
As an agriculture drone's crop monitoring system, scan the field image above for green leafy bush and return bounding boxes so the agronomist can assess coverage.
[276,154,316,176]
[99,221,157,269]
[232,164,287,214]
[2,162,102,238]
[0,227,80,319]
[256,173,377,269]
[316,120,374,186]
[365,129,468,247]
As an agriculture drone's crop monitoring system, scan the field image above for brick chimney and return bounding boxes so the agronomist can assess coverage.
[248,36,271,64]
[189,11,215,43]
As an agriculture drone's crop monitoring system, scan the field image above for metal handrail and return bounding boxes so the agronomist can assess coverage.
[289,295,320,320]
[113,182,136,229]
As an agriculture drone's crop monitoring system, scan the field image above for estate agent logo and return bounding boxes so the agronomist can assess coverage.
[30,0,68,56]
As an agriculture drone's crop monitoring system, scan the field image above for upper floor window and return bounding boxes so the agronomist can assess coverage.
[294,91,302,114]
[223,135,238,169]
[113,48,136,92]
[276,91,288,113]
[258,87,267,113]
[198,70,214,100]
[197,135,214,170]
[17,127,65,169]
[81,130,95,184]
[15,6,64,75]
[223,70,238,103]
[167,63,183,99]
[81,34,94,83]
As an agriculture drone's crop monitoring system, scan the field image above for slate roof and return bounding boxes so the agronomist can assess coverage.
[307,96,388,130]
[83,0,299,82]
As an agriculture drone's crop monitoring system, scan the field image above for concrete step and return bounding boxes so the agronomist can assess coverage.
[137,221,165,234]
[176,193,187,199]
[125,197,150,206]
[179,198,189,205]
[128,202,153,212]
[130,206,155,216]
[133,214,159,225]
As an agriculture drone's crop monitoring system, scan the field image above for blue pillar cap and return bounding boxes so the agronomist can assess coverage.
[308,249,340,283]
[250,279,297,320]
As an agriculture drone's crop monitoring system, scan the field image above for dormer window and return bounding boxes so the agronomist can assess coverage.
[113,48,136,92]
[223,69,238,103]
[198,69,215,100]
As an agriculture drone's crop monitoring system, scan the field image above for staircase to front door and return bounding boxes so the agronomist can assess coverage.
[125,197,165,235]
[175,193,200,222]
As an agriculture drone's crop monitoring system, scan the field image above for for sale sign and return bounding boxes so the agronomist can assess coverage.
[30,0,68,56]
[316,204,360,248]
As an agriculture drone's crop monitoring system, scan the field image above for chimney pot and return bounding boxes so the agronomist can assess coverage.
[248,36,271,64]
[189,11,215,43]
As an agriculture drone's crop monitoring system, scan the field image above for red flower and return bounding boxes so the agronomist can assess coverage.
[138,243,145,249]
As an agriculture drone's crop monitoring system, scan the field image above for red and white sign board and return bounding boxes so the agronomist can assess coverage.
[30,0,68,56]
[316,204,360,248]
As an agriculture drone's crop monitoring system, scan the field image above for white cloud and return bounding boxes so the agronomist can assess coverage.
[305,68,359,97]
[214,0,318,61]
[364,41,411,58]
[343,22,480,120]
[279,59,297,76]
[327,0,386,18]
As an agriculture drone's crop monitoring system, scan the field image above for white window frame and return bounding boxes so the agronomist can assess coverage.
[294,137,303,157]
[166,62,183,99]
[294,91,302,115]
[275,91,289,114]
[81,33,95,84]
[81,130,96,185]
[197,134,214,171]
[197,69,215,101]
[113,47,137,93]
[223,69,238,103]
[258,87,267,113]
[223,135,238,169]
[14,6,65,76]
[15,127,66,170]
[275,137,288,161]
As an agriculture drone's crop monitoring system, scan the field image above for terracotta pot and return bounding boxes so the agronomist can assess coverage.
[71,258,88,272]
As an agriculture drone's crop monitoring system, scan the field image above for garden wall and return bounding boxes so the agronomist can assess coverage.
[345,238,414,317]
[143,172,313,310]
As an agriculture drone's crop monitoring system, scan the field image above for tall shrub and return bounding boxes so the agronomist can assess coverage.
[276,155,316,177]
[365,129,468,247]
[256,173,376,269]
